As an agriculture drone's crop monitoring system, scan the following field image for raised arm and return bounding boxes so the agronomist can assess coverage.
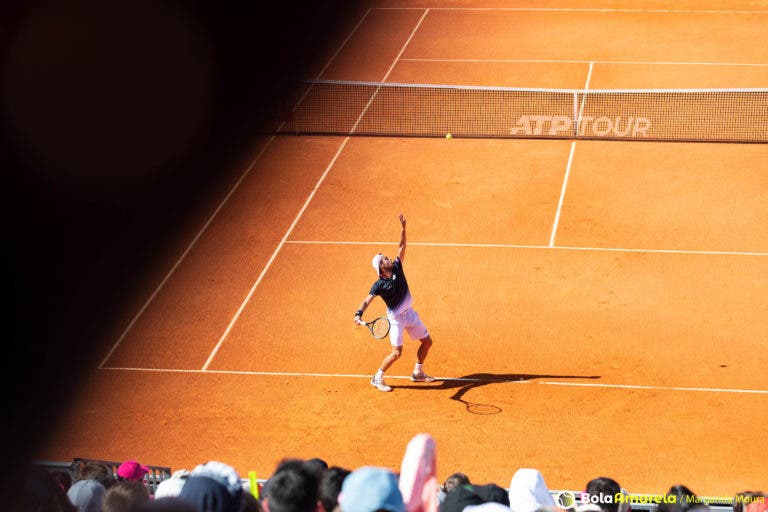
[397,213,406,261]
[354,294,376,324]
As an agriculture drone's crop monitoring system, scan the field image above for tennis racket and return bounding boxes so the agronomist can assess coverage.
[356,317,390,339]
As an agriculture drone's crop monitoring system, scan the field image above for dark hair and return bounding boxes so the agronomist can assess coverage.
[22,465,78,512]
[241,491,263,512]
[265,460,320,512]
[657,485,707,512]
[443,473,471,493]
[586,477,622,512]
[137,497,199,512]
[78,462,115,489]
[306,458,329,476]
[733,492,768,512]
[474,483,509,506]
[179,476,243,512]
[50,471,73,493]
[440,485,483,512]
[103,480,151,512]
[319,466,351,512]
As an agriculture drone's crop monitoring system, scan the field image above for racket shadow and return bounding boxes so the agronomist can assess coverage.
[389,372,601,414]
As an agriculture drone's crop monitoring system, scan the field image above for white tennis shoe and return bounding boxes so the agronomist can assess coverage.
[410,371,435,383]
[370,376,392,392]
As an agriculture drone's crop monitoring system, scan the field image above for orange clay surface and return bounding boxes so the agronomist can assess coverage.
[39,1,768,498]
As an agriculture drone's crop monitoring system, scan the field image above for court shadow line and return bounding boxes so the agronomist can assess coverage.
[389,372,601,404]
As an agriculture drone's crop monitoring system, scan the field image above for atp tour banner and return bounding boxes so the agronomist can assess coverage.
[284,81,768,142]
[509,115,652,138]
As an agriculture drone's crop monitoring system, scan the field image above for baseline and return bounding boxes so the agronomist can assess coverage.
[285,241,768,258]
[375,7,768,14]
[97,367,768,395]
[400,58,768,67]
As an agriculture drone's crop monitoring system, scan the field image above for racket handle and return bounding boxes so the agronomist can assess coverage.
[355,318,365,326]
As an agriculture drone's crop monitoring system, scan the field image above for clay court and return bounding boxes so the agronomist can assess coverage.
[39,0,768,497]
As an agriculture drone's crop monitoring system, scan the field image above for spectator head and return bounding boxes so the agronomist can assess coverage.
[580,478,623,512]
[22,465,77,512]
[466,504,513,512]
[137,497,198,512]
[337,466,405,512]
[319,466,352,512]
[67,479,107,512]
[734,493,767,512]
[440,481,512,512]
[440,485,484,512]
[306,458,329,476]
[475,484,510,506]
[745,500,768,512]
[51,470,73,494]
[103,480,150,512]
[241,491,263,512]
[507,469,556,512]
[153,470,191,499]
[443,474,471,494]
[399,433,439,512]
[116,461,150,482]
[263,459,321,512]
[179,461,243,512]
[78,463,114,490]
[657,485,707,512]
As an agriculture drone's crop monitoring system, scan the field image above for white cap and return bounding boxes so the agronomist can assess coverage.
[154,477,187,499]
[372,253,383,275]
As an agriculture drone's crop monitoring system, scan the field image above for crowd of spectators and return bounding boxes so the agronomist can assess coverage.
[19,434,767,512]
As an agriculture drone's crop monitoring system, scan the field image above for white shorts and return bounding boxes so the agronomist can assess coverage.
[387,308,429,347]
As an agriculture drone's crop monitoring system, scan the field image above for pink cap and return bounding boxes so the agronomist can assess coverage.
[746,502,768,512]
[117,460,150,481]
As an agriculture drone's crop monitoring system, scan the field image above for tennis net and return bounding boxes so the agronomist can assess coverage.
[276,80,768,143]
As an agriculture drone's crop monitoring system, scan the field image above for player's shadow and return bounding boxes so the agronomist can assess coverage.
[389,372,601,406]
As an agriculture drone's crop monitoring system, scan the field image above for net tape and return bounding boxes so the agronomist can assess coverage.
[277,80,768,143]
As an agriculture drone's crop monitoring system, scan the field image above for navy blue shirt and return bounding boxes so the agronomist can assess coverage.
[369,257,409,310]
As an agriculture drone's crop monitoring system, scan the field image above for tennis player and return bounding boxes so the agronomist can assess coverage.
[354,213,436,392]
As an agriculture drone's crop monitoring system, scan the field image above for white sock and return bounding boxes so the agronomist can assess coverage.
[375,369,384,380]
[414,362,423,373]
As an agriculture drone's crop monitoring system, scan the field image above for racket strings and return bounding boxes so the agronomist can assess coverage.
[371,318,390,338]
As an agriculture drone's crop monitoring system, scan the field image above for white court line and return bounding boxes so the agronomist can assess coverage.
[99,366,768,395]
[375,7,768,14]
[540,381,768,395]
[315,8,372,79]
[350,9,429,133]
[549,141,576,247]
[204,9,431,369]
[202,138,351,370]
[285,240,768,257]
[98,136,276,369]
[550,62,590,247]
[584,61,594,87]
[99,7,377,370]
[401,58,768,67]
[576,61,594,125]
[382,9,429,82]
[100,367,529,383]
[290,10,373,126]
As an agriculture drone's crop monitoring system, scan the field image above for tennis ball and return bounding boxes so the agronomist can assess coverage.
[445,133,452,139]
